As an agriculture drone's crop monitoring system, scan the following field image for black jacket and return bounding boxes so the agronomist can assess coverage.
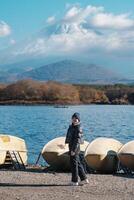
[65,123,84,154]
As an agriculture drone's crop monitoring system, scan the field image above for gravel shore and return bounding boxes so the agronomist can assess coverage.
[0,170,133,200]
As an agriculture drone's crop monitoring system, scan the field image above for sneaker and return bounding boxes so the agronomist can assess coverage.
[69,182,79,186]
[79,179,89,186]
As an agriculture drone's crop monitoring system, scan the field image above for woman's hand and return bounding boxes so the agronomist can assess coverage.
[58,144,66,149]
[71,151,75,156]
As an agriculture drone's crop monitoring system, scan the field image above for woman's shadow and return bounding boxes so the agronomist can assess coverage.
[0,183,71,187]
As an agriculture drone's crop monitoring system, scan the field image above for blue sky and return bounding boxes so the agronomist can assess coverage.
[0,0,134,78]
[1,0,134,40]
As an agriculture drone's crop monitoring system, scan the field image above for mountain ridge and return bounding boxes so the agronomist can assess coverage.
[18,59,124,84]
[0,59,133,84]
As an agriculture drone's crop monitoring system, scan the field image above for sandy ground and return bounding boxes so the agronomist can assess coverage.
[0,169,133,200]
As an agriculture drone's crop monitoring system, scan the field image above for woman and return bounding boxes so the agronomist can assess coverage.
[65,112,89,186]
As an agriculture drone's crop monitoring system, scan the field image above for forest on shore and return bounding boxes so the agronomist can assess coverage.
[0,79,134,105]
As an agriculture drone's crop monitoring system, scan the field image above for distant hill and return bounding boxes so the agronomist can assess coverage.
[18,60,124,84]
[0,60,133,84]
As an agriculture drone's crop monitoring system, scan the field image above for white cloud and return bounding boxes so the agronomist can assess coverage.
[46,16,56,24]
[0,21,11,37]
[10,39,16,45]
[91,13,134,29]
[12,5,134,59]
[64,5,104,24]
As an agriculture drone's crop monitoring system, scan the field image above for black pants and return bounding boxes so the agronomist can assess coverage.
[70,154,87,183]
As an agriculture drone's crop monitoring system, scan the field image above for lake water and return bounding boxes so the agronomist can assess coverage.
[0,105,133,164]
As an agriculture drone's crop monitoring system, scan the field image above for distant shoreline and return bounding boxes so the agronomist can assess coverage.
[0,101,132,106]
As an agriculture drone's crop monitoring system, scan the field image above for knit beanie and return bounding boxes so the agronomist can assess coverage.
[72,112,80,121]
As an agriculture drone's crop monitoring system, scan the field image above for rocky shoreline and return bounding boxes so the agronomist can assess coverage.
[0,101,131,105]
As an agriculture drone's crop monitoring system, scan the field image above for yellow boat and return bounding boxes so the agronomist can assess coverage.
[84,137,123,173]
[42,136,89,170]
[0,134,27,165]
[118,140,134,171]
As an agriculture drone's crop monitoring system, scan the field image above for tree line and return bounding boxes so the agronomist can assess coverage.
[0,80,133,105]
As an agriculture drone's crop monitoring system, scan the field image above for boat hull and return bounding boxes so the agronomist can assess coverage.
[84,137,123,173]
[42,137,89,170]
[118,141,134,171]
[0,134,27,165]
